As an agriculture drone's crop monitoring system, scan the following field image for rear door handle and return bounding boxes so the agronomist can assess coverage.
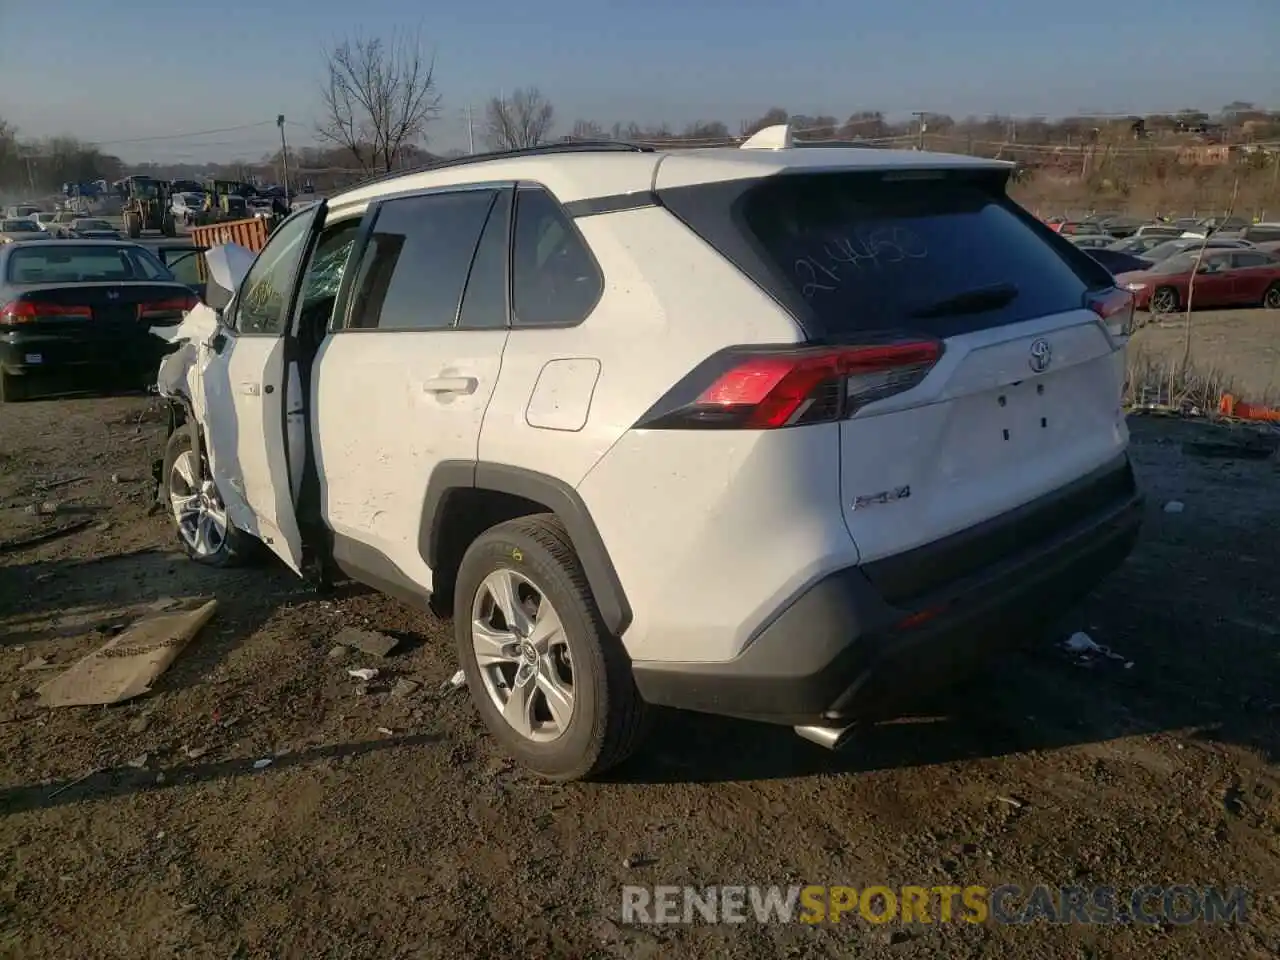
[239,382,261,396]
[421,376,478,395]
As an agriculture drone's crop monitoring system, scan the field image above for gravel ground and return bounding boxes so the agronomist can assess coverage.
[0,384,1278,959]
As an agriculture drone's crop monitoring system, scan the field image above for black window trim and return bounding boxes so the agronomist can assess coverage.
[330,181,515,334]
[509,179,606,330]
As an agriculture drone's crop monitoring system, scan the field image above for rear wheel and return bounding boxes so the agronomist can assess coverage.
[1264,283,1280,310]
[1151,286,1179,314]
[162,429,257,567]
[161,215,176,238]
[125,213,142,239]
[454,515,648,780]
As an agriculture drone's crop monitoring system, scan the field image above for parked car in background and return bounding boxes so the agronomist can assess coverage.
[171,193,205,224]
[1107,235,1171,255]
[66,218,122,240]
[1140,237,1252,264]
[1117,248,1280,313]
[247,198,276,220]
[4,204,41,219]
[1133,224,1183,239]
[0,240,197,401]
[0,219,53,243]
[28,212,57,230]
[1083,248,1152,276]
[1239,223,1280,245]
[1067,234,1116,249]
[1096,216,1142,238]
[44,210,85,238]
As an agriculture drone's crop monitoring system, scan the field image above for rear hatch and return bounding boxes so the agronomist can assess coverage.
[659,163,1130,573]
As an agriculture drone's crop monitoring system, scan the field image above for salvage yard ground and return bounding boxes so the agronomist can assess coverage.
[0,311,1279,958]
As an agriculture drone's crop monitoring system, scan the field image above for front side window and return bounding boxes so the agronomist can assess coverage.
[231,208,316,335]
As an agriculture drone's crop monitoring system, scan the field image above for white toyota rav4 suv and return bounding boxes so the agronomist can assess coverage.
[154,126,1144,780]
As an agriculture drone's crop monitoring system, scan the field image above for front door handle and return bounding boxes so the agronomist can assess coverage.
[421,376,478,395]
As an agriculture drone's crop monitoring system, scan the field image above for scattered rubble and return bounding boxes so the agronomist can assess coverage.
[390,678,421,699]
[347,668,379,682]
[332,627,399,658]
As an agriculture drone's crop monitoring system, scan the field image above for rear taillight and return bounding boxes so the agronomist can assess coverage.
[1087,287,1135,341]
[635,339,944,430]
[138,296,198,320]
[0,300,92,325]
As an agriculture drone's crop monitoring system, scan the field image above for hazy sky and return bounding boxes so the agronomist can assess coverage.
[1,0,1277,162]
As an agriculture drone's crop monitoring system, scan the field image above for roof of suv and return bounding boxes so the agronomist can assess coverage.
[329,141,1013,213]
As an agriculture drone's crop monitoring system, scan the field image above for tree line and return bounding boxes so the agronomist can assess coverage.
[0,118,125,196]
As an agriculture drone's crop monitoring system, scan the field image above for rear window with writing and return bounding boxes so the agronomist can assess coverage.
[742,173,1097,338]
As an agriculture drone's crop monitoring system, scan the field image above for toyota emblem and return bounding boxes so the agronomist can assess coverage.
[106,289,119,300]
[1029,338,1052,373]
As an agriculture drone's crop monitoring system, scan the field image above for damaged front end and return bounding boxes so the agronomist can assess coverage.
[148,241,254,508]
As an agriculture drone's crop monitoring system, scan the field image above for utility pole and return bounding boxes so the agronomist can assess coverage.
[466,104,475,154]
[277,114,291,203]
[913,112,927,150]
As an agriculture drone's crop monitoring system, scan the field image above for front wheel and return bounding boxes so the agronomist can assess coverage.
[454,515,648,780]
[162,429,258,567]
[1151,287,1179,314]
[1264,283,1280,310]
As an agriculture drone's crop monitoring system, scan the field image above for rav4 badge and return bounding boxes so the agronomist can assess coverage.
[851,486,911,511]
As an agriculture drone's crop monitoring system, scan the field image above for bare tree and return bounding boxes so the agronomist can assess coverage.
[485,88,555,150]
[317,30,442,174]
[570,119,608,141]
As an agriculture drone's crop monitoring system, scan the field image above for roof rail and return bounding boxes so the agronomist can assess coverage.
[349,140,656,191]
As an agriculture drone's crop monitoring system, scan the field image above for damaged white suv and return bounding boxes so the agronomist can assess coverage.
[155,127,1144,780]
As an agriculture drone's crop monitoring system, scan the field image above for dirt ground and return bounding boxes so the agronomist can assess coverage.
[1131,307,1280,404]
[1,380,1279,959]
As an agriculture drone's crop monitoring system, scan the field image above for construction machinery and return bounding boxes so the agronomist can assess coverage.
[190,179,253,226]
[122,176,176,238]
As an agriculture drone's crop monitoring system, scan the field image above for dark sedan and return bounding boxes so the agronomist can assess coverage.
[0,240,198,401]
[66,217,122,240]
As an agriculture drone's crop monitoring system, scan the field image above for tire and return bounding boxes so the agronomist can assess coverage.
[1264,283,1280,310]
[161,429,258,567]
[161,216,176,238]
[454,514,648,780]
[0,370,29,403]
[125,213,142,239]
[1151,287,1179,314]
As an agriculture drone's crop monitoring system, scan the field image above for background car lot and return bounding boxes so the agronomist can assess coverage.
[0,309,1277,957]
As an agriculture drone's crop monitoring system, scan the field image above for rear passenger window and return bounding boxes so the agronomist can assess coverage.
[1232,252,1269,268]
[347,190,495,330]
[739,172,1100,338]
[511,186,602,327]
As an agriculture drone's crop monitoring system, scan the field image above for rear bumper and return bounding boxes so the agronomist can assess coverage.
[0,332,165,375]
[631,454,1144,725]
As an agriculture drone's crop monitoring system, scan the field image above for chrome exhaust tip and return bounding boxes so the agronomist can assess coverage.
[794,723,857,751]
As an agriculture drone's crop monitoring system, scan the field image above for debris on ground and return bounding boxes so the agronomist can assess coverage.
[0,518,95,553]
[327,644,350,661]
[332,627,399,658]
[1061,631,1132,667]
[18,657,52,672]
[996,795,1026,809]
[1163,500,1185,514]
[36,597,218,708]
[23,501,60,517]
[347,668,379,682]
[440,669,466,693]
[377,727,395,736]
[390,678,421,699]
[33,476,86,492]
[252,759,272,770]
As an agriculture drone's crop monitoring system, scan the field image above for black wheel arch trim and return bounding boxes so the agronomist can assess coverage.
[421,460,633,636]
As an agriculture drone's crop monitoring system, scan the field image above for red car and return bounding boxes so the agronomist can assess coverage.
[1116,247,1280,313]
